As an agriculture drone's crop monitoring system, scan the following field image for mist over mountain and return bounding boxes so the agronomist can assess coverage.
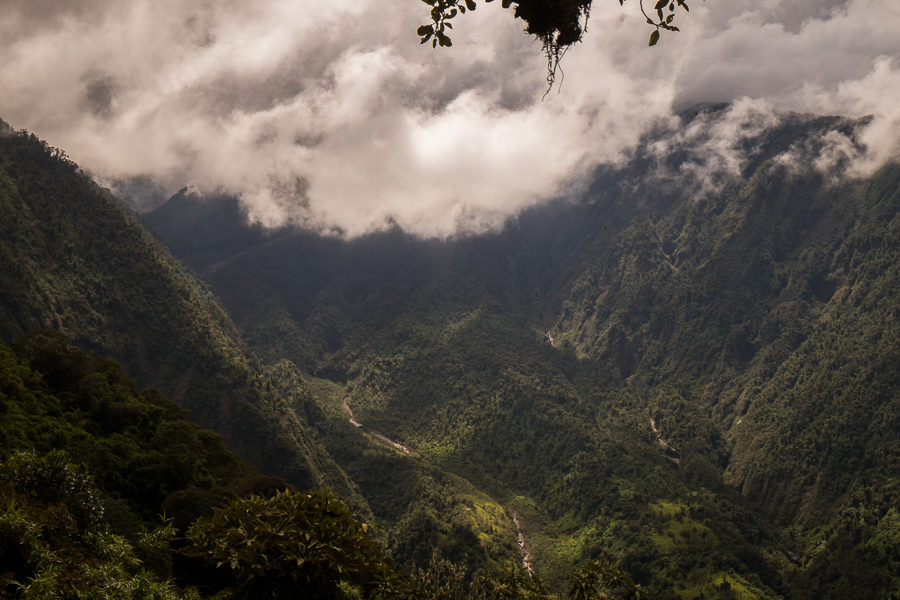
[1,97,897,598]
[138,106,899,597]
[2,0,900,595]
[4,0,900,238]
[0,120,361,502]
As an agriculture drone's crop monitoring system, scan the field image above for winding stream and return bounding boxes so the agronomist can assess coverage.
[342,397,535,572]
[342,398,413,455]
[512,511,534,574]
[650,417,681,465]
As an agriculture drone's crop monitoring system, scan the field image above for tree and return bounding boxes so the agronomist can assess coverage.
[471,562,553,599]
[184,489,388,599]
[0,450,190,599]
[567,560,645,600]
[419,0,691,88]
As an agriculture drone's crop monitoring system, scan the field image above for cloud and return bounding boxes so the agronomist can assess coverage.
[641,98,783,197]
[0,0,898,237]
[676,0,900,176]
[831,56,900,174]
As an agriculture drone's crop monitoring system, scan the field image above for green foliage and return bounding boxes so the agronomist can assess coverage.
[295,375,520,577]
[471,562,553,599]
[567,560,644,599]
[3,110,899,597]
[185,489,386,599]
[0,332,272,526]
[0,126,359,497]
[150,111,900,597]
[0,333,328,597]
[0,450,104,536]
[0,450,197,600]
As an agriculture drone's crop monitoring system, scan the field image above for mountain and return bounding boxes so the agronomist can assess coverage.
[1,107,896,598]
[0,120,362,506]
[0,120,523,586]
[1,332,448,599]
[0,331,280,597]
[143,107,899,598]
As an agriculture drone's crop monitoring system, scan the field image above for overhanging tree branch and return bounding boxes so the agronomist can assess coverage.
[418,0,693,91]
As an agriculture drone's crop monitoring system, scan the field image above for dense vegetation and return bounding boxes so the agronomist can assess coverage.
[0,334,648,598]
[0,108,897,598]
[0,332,280,597]
[145,109,899,598]
[0,120,357,501]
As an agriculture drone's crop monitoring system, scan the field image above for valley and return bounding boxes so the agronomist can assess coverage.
[139,108,898,598]
[1,109,898,598]
[343,397,416,456]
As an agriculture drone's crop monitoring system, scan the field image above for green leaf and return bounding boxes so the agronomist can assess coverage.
[417,25,432,36]
[466,0,477,10]
[654,0,668,10]
[649,29,660,46]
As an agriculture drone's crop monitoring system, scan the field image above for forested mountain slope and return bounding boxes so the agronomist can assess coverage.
[0,120,360,504]
[143,107,899,598]
[0,332,282,597]
[0,107,895,598]
[549,116,900,524]
[0,334,443,599]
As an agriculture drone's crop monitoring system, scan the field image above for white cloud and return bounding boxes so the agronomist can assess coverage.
[1,0,898,237]
[643,98,783,197]
[831,56,900,174]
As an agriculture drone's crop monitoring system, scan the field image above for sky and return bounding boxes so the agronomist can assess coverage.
[1,0,899,237]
